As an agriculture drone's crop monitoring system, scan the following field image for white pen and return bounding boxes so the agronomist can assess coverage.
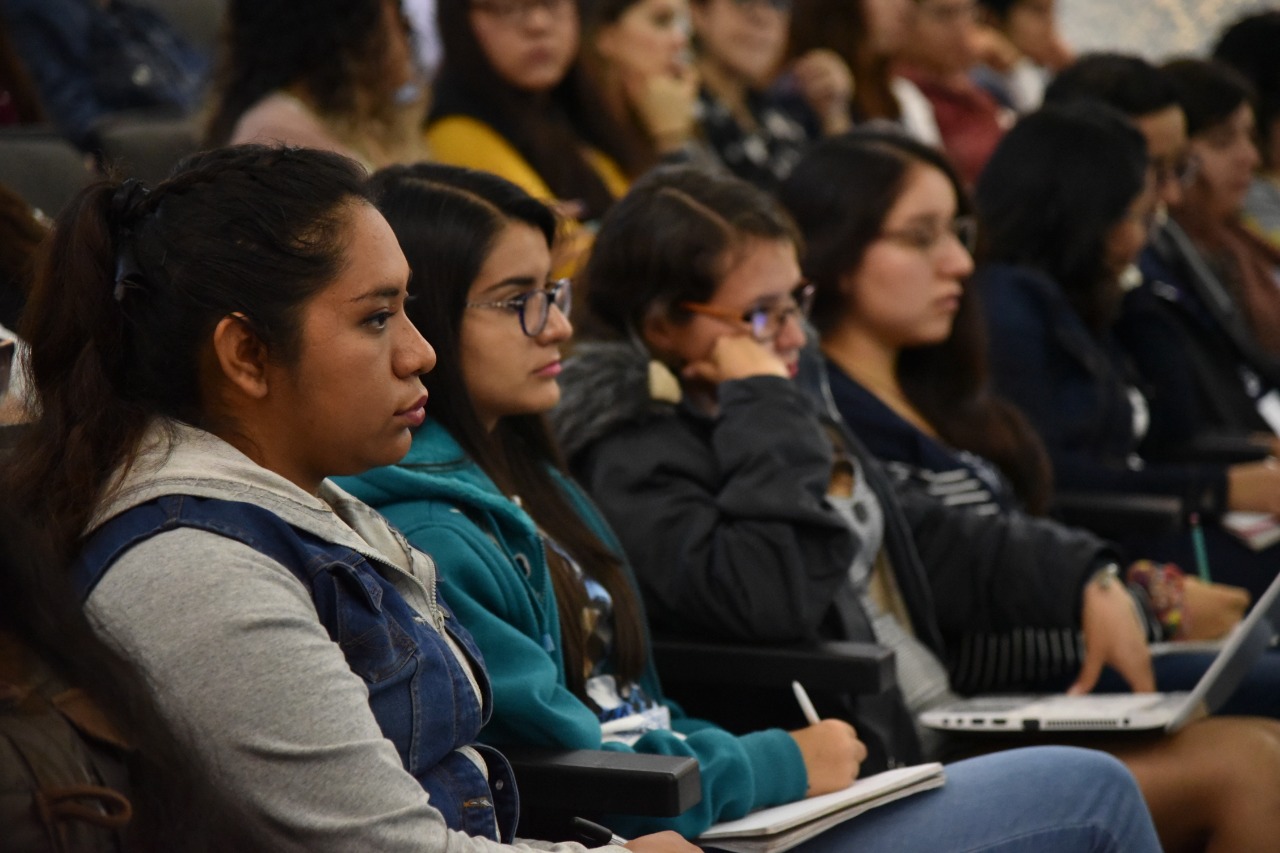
[792,680,821,726]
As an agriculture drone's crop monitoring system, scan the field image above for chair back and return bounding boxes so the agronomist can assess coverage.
[0,130,94,219]
[94,114,202,184]
[132,0,228,54]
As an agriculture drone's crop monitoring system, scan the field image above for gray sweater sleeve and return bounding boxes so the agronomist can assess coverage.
[88,528,590,853]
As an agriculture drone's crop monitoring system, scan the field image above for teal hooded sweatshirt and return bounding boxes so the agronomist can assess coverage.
[337,420,808,838]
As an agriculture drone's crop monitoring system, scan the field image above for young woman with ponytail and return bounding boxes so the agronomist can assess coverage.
[2,143,693,853]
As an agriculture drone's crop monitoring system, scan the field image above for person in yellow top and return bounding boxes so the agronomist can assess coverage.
[430,0,702,271]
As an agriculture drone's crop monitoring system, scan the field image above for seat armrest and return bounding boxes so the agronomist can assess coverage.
[504,745,702,818]
[651,638,896,696]
[1051,491,1184,537]
[1169,434,1271,465]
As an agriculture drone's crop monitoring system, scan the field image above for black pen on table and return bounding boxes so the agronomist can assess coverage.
[572,816,630,847]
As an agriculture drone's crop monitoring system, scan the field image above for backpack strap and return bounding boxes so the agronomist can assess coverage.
[0,632,133,852]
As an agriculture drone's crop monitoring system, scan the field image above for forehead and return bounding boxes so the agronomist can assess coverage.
[469,221,552,292]
[711,237,801,305]
[318,203,410,300]
[883,164,958,223]
[1134,106,1187,160]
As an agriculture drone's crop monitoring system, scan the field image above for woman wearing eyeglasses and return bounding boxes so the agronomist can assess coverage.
[340,162,1166,852]
[784,129,1280,702]
[429,0,631,227]
[780,129,1044,520]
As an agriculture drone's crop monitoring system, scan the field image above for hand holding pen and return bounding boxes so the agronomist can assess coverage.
[789,681,867,796]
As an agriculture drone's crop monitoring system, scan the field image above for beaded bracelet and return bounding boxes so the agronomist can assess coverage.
[1126,560,1189,639]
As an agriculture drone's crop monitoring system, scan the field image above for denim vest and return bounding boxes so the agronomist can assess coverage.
[72,494,519,841]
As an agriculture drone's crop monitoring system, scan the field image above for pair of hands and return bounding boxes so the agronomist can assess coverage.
[623,719,864,853]
[1070,568,1251,695]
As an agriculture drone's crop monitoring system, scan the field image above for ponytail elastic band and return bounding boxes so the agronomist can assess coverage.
[110,178,150,224]
[110,179,151,302]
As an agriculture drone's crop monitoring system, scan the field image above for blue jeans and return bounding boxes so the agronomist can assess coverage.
[786,747,1159,853]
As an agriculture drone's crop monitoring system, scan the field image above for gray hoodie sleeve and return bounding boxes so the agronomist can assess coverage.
[88,528,591,853]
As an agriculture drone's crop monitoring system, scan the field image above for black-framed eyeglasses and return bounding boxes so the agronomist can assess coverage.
[878,215,978,255]
[467,278,572,337]
[680,282,815,343]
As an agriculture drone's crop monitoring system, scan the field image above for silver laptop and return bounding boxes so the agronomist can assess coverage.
[921,570,1280,734]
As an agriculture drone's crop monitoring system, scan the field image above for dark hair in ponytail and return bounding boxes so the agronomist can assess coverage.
[7,145,372,563]
[369,162,649,699]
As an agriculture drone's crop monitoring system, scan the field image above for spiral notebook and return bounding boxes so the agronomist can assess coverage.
[695,763,945,853]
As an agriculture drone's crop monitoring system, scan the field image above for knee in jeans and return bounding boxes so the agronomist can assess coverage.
[1021,746,1143,800]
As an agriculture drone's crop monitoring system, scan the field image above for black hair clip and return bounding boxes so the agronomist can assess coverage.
[110,178,151,224]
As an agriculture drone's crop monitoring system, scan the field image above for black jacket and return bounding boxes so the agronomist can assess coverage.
[1124,219,1280,443]
[976,261,1230,519]
[553,341,1115,763]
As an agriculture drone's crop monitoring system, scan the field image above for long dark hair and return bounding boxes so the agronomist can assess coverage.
[577,0,676,176]
[0,501,281,851]
[781,130,1053,513]
[205,0,404,145]
[0,182,46,329]
[786,0,899,123]
[369,162,648,699]
[431,0,629,219]
[976,102,1148,334]
[582,165,800,341]
[6,145,372,565]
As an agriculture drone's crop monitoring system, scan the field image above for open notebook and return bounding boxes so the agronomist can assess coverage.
[920,567,1280,735]
[695,763,945,853]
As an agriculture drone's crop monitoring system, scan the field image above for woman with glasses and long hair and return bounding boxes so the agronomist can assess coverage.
[778,132,1018,510]
[429,0,632,225]
[782,128,1280,705]
[338,161,1166,852]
